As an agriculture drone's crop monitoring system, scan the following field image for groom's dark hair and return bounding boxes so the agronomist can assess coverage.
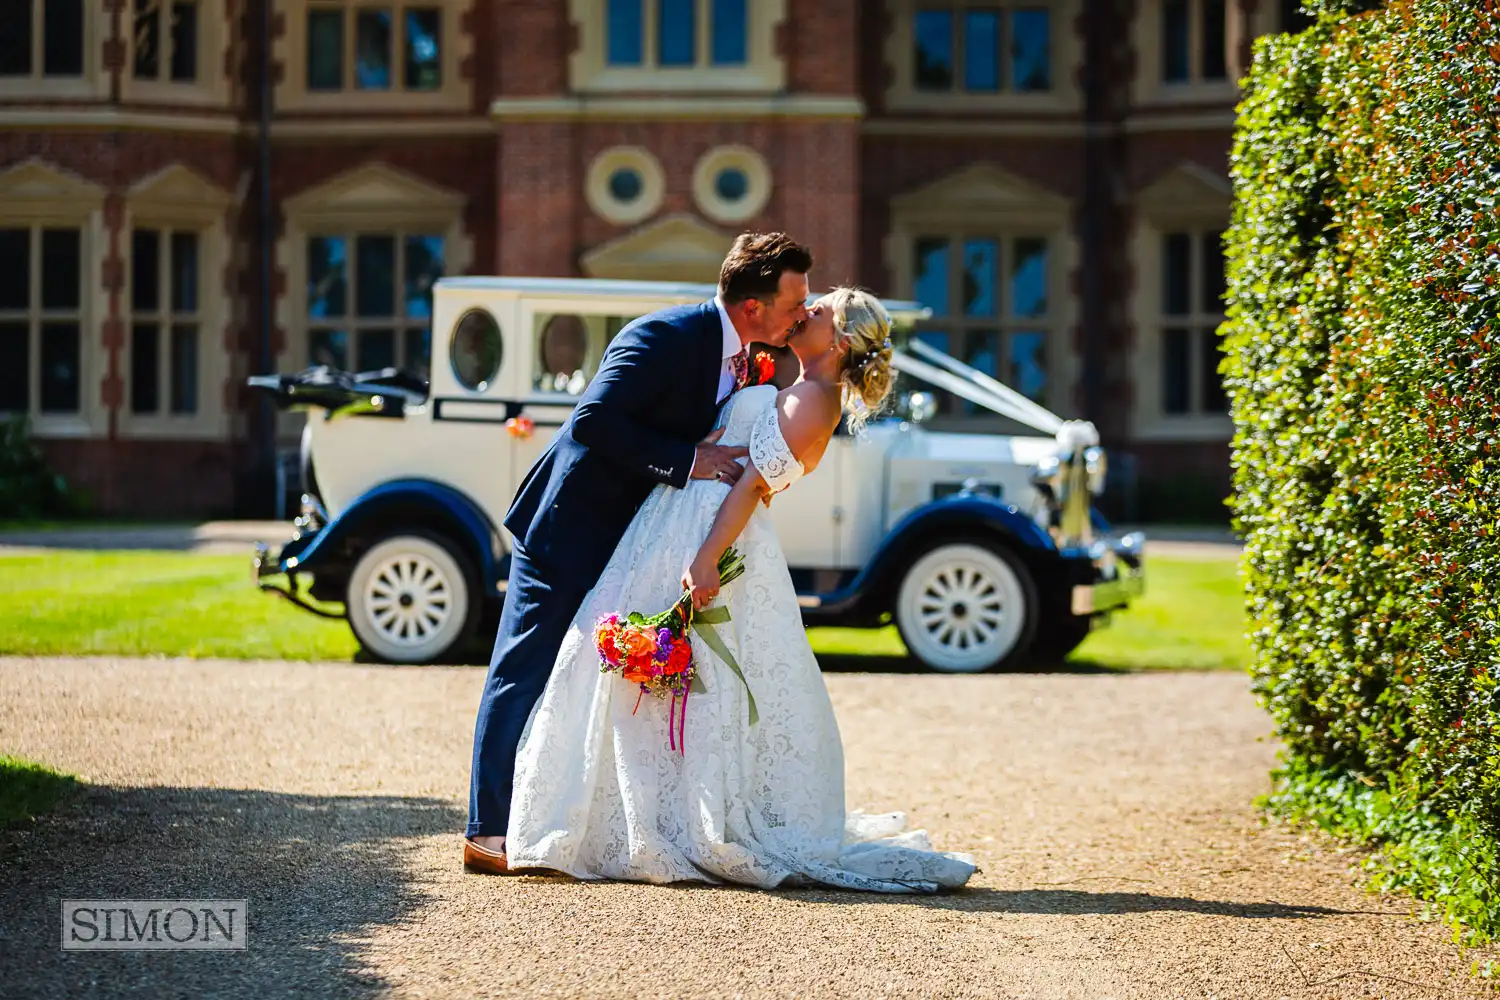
[718,233,814,305]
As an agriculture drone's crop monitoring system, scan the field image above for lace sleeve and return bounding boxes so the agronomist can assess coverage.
[749,402,803,494]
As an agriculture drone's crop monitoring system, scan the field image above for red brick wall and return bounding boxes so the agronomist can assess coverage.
[37,438,242,517]
[784,0,861,95]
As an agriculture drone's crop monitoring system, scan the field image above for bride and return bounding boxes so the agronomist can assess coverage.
[506,287,976,893]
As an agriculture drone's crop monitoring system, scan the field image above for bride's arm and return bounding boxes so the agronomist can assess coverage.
[682,385,838,610]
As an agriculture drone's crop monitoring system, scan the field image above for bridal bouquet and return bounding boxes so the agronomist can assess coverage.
[593,547,758,753]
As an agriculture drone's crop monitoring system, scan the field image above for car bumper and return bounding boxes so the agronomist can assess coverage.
[1069,531,1146,616]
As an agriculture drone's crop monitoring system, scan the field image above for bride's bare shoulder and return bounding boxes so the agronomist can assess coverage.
[773,382,841,465]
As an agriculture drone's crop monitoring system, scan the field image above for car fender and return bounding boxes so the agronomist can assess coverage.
[279,479,506,590]
[802,495,1058,623]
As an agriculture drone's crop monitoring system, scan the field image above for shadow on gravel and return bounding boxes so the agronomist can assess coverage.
[813,654,1128,675]
[796,886,1398,920]
[0,784,462,999]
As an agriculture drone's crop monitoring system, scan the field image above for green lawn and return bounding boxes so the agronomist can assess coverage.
[0,756,78,830]
[0,550,1250,670]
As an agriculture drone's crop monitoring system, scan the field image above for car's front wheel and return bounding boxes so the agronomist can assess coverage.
[894,541,1038,672]
[346,533,477,664]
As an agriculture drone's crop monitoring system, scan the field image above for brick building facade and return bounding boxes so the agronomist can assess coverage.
[0,0,1312,518]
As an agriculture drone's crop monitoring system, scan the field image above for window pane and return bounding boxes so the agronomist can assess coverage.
[915,329,952,413]
[711,0,745,65]
[1011,238,1048,318]
[914,10,953,90]
[1202,0,1227,80]
[355,235,396,316]
[308,237,347,318]
[358,328,396,371]
[607,0,643,65]
[1009,330,1046,403]
[134,0,161,79]
[40,321,79,412]
[307,9,344,90]
[1163,327,1190,414]
[131,323,159,413]
[963,330,999,414]
[132,229,160,312]
[44,0,84,76]
[404,235,444,319]
[0,230,28,310]
[0,3,32,76]
[1011,9,1050,91]
[658,0,695,66]
[40,229,80,310]
[310,328,348,369]
[170,232,198,313]
[170,324,197,413]
[1163,232,1191,315]
[1200,327,1227,412]
[1162,0,1190,82]
[402,327,430,378]
[961,239,996,317]
[0,322,29,411]
[170,1,197,81]
[404,8,440,89]
[963,10,999,92]
[355,9,392,89]
[1201,230,1226,313]
[913,238,950,316]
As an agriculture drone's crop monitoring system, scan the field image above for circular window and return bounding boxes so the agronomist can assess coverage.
[692,146,772,224]
[536,314,589,394]
[608,168,643,204]
[714,167,749,203]
[586,147,665,225]
[449,309,503,391]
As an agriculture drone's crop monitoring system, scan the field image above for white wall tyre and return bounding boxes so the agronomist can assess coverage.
[895,542,1038,673]
[346,533,476,664]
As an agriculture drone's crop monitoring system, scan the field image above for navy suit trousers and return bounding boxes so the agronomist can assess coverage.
[466,543,590,838]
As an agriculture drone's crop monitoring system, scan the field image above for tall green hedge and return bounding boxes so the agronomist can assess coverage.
[1224,0,1500,943]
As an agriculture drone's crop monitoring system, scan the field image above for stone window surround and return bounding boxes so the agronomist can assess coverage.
[1128,161,1232,441]
[585,146,667,226]
[1132,0,1278,107]
[274,0,474,114]
[568,0,787,94]
[119,165,234,440]
[274,162,472,441]
[0,161,108,439]
[883,0,1083,115]
[119,0,234,107]
[884,163,1078,430]
[691,145,770,225]
[0,0,109,101]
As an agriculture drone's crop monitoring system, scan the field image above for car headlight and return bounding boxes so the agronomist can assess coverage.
[1084,446,1107,495]
[1031,454,1063,503]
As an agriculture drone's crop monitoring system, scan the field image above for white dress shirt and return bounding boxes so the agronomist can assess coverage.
[713,295,745,404]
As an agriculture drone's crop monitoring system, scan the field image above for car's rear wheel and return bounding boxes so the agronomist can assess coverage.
[894,541,1038,673]
[346,533,476,664]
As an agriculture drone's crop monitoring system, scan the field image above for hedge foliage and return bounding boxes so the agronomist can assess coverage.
[1224,0,1500,943]
[0,417,79,519]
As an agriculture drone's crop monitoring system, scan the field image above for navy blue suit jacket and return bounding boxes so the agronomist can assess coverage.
[503,301,724,582]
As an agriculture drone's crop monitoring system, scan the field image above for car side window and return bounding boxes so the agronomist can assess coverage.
[531,313,637,396]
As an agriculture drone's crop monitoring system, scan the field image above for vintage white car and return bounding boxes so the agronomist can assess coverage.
[250,277,1144,672]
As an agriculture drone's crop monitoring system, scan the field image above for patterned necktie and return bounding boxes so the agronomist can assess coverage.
[729,349,749,392]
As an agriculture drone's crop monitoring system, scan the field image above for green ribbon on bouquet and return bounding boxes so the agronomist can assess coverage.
[685,605,759,727]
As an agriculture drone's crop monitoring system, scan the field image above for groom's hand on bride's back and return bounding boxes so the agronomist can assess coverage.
[689,428,748,485]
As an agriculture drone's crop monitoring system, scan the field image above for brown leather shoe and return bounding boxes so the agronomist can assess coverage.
[463,837,511,875]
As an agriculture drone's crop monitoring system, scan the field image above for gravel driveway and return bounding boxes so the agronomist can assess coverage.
[0,657,1488,999]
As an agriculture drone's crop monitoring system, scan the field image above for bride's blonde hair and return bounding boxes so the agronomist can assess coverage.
[824,286,895,426]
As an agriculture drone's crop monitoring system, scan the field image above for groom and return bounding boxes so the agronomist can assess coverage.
[464,232,814,872]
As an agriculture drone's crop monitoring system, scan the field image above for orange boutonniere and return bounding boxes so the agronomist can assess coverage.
[750,351,777,387]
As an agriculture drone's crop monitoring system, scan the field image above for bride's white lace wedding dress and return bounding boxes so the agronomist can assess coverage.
[506,384,976,893]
